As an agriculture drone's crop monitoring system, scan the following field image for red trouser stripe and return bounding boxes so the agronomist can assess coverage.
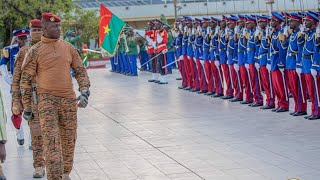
[239,66,253,102]
[260,66,275,107]
[287,70,307,112]
[210,61,223,94]
[221,63,233,96]
[271,69,289,109]
[249,64,263,104]
[230,65,243,99]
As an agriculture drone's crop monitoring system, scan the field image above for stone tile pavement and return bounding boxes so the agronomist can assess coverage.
[1,68,320,180]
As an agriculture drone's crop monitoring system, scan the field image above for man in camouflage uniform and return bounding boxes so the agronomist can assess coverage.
[11,19,45,178]
[20,13,90,180]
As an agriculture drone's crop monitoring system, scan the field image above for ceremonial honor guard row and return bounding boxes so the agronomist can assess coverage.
[169,11,320,120]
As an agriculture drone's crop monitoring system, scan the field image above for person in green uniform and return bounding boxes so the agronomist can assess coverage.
[0,89,7,180]
[118,34,127,74]
[126,30,139,76]
[138,39,149,71]
[166,25,176,73]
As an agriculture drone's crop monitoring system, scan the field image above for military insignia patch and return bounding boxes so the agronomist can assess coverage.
[50,17,55,22]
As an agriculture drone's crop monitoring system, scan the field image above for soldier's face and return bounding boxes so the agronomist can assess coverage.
[304,19,313,29]
[17,36,28,47]
[259,21,267,29]
[202,22,208,28]
[289,20,300,30]
[228,22,235,29]
[220,21,226,28]
[210,22,217,28]
[238,21,245,28]
[270,19,279,28]
[246,22,255,29]
[187,22,192,28]
[43,22,61,39]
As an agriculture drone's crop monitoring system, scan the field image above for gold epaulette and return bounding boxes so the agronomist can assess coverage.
[245,33,250,39]
[279,33,284,41]
[2,48,8,58]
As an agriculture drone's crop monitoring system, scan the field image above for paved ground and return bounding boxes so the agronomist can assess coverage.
[1,67,320,180]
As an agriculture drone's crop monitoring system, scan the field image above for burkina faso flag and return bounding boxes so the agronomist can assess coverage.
[99,4,126,56]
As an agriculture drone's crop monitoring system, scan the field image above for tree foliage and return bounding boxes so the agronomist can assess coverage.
[0,0,74,47]
[0,0,99,49]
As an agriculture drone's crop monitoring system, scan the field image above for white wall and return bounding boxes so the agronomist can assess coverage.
[86,0,318,21]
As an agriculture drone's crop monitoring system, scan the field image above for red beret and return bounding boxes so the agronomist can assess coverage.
[30,19,42,28]
[41,12,61,22]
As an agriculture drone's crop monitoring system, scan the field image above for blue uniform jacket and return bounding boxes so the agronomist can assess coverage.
[285,30,303,70]
[218,29,227,64]
[194,30,203,60]
[210,33,218,61]
[269,29,281,71]
[246,28,259,64]
[187,29,195,57]
[182,32,188,55]
[299,30,318,73]
[0,45,19,75]
[202,30,211,61]
[258,30,269,66]
[173,33,183,57]
[237,28,247,65]
[227,30,237,65]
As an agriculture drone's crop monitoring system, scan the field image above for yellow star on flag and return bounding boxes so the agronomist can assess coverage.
[104,25,111,34]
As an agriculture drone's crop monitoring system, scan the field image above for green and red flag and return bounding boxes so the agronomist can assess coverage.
[99,4,126,56]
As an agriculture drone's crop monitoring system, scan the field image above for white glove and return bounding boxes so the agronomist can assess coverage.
[161,49,168,54]
[184,26,187,32]
[316,26,320,36]
[267,64,271,71]
[296,67,302,74]
[178,24,182,30]
[207,27,211,34]
[191,28,195,35]
[311,69,318,77]
[254,28,260,37]
[214,60,220,67]
[234,26,239,34]
[300,24,305,33]
[283,26,288,36]
[245,63,249,69]
[255,63,260,69]
[152,41,156,49]
[157,34,163,43]
[234,64,239,71]
[4,76,12,85]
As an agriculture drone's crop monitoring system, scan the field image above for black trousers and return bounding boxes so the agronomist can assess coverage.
[157,53,167,75]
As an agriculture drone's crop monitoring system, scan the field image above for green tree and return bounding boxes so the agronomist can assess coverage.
[0,0,74,47]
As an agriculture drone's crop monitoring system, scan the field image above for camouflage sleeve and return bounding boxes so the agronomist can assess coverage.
[20,47,38,110]
[70,45,91,91]
[11,47,27,102]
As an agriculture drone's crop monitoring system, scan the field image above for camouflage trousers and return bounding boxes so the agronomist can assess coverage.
[38,93,77,180]
[30,102,45,168]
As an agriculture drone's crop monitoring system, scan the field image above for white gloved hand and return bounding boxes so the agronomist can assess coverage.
[184,26,187,32]
[161,49,168,54]
[311,69,318,77]
[245,63,249,69]
[4,76,12,85]
[300,24,305,33]
[234,64,239,71]
[296,67,302,74]
[316,26,320,36]
[191,28,195,35]
[255,63,260,69]
[267,64,271,71]
[254,28,261,37]
[214,60,220,67]
[178,24,182,30]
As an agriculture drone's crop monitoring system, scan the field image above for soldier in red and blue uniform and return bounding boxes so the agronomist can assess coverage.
[194,18,208,94]
[174,19,187,89]
[210,17,224,97]
[257,15,275,109]
[269,12,289,112]
[182,16,192,90]
[187,17,200,91]
[246,15,263,107]
[298,12,320,120]
[202,17,214,96]
[220,15,234,99]
[286,13,307,116]
[236,15,253,104]
[227,16,243,102]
